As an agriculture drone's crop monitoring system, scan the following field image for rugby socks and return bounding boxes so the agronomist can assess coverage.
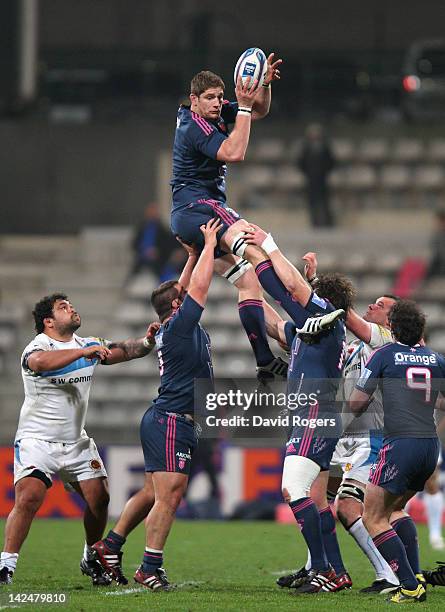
[289,497,329,572]
[238,299,275,366]
[424,491,444,541]
[103,530,126,553]
[255,260,308,328]
[305,550,312,570]
[0,552,18,573]
[373,529,418,590]
[348,518,398,583]
[142,548,163,574]
[319,506,346,575]
[391,516,420,574]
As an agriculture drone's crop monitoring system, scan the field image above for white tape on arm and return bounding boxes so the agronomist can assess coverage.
[261,233,278,255]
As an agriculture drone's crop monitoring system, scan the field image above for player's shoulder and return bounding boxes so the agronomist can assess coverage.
[369,322,393,348]
[76,334,107,347]
[22,333,51,354]
[365,341,393,365]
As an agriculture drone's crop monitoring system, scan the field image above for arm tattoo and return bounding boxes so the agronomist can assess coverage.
[108,338,153,361]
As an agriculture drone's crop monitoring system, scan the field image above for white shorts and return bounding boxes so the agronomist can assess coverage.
[330,432,382,485]
[13,436,107,488]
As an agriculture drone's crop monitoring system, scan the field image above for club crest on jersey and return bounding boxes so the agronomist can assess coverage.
[155,333,164,349]
[312,293,327,308]
[90,459,102,471]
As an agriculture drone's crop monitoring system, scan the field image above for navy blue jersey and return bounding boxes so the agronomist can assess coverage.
[152,295,213,415]
[170,101,238,211]
[286,292,347,385]
[356,342,445,442]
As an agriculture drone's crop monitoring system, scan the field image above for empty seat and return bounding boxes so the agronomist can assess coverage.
[357,139,389,164]
[251,139,286,162]
[331,138,355,163]
[114,302,151,325]
[380,165,412,190]
[346,165,378,190]
[126,272,157,299]
[422,303,444,326]
[328,168,348,189]
[275,166,306,190]
[412,165,445,190]
[428,139,445,162]
[242,165,275,190]
[360,275,393,298]
[427,331,445,353]
[392,139,424,163]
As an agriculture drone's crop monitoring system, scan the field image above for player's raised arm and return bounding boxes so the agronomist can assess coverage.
[244,224,312,306]
[187,218,222,307]
[27,344,111,373]
[251,53,282,120]
[102,322,160,365]
[175,238,199,292]
[345,309,373,344]
[216,77,259,163]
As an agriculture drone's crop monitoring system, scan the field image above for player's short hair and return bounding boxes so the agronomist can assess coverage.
[151,280,180,322]
[191,71,225,96]
[388,299,426,346]
[33,293,68,334]
[314,273,356,312]
[382,293,400,303]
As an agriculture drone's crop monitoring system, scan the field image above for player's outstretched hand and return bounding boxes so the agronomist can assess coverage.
[243,223,268,247]
[176,236,199,257]
[200,217,222,249]
[83,345,111,361]
[302,252,318,281]
[235,75,259,109]
[263,53,283,86]
[145,321,160,346]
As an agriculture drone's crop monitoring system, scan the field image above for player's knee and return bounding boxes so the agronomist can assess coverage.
[15,490,45,513]
[336,495,362,528]
[337,481,365,504]
[281,456,320,503]
[222,259,252,285]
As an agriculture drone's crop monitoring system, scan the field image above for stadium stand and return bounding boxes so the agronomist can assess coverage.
[1,221,441,445]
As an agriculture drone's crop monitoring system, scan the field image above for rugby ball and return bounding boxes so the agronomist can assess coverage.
[234,47,267,89]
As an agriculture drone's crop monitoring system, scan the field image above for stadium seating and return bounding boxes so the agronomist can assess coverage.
[239,134,445,212]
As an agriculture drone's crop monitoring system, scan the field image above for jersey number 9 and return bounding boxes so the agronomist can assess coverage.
[406,366,432,402]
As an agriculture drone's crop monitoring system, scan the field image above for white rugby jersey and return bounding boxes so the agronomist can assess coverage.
[16,333,108,443]
[341,323,393,435]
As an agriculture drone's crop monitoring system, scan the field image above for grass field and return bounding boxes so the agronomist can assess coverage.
[1,519,445,611]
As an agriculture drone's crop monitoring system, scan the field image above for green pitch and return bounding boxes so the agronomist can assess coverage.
[1,519,445,611]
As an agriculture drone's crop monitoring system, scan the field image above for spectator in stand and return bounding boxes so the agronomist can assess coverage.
[132,202,186,281]
[298,124,335,228]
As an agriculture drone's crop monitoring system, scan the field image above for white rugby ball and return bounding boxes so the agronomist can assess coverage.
[234,47,267,89]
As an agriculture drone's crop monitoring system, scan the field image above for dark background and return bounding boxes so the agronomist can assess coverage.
[2,0,445,232]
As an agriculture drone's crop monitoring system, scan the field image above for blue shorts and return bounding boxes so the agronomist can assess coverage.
[171,199,241,258]
[140,406,197,474]
[369,437,440,495]
[284,402,342,471]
